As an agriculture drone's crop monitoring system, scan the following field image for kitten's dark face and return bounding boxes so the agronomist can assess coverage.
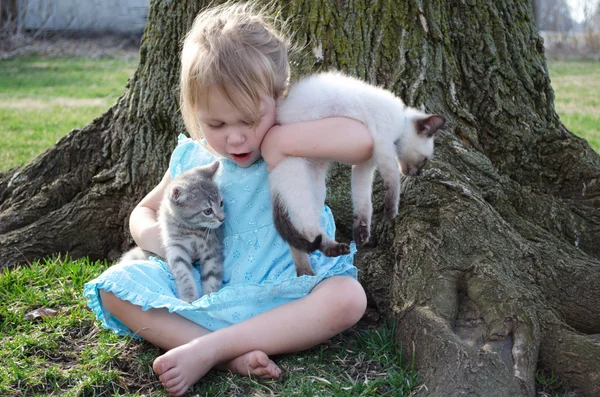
[397,114,445,176]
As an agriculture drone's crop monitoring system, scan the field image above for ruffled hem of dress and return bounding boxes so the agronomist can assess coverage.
[84,276,183,338]
[84,242,357,336]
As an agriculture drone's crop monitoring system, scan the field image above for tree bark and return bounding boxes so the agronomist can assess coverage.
[1,1,599,396]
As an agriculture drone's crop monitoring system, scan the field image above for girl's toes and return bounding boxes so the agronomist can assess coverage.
[248,351,280,378]
[253,351,270,368]
[266,362,282,379]
[159,368,176,381]
[164,375,183,389]
[153,355,175,375]
[170,383,189,397]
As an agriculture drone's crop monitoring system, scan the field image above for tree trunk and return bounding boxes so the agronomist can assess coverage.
[1,1,599,396]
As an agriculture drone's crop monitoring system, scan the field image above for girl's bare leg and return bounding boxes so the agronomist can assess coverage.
[151,276,366,396]
[99,290,281,381]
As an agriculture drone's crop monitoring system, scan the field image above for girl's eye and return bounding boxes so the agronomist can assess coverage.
[207,123,224,129]
[203,208,213,215]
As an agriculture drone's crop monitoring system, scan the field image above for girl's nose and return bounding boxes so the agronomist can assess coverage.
[227,130,246,146]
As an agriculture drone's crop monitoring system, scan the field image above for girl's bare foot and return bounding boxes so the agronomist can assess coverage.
[153,338,216,396]
[153,339,280,396]
[220,350,281,379]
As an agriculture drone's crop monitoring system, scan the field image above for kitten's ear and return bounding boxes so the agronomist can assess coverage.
[415,115,446,138]
[169,185,187,205]
[202,161,220,180]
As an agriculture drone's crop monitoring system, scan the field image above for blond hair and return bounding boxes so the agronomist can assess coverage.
[180,2,290,140]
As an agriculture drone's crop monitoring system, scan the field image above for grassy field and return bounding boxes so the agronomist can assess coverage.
[547,61,600,151]
[0,58,597,173]
[0,55,595,396]
[0,257,419,396]
[0,56,137,171]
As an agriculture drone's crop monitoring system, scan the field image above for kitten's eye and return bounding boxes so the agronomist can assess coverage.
[220,200,224,208]
[203,208,213,215]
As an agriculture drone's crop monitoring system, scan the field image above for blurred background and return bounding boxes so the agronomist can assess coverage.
[535,0,600,57]
[0,0,598,173]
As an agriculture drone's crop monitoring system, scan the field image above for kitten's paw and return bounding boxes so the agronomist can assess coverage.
[384,195,399,220]
[384,184,400,220]
[296,264,315,276]
[322,242,351,257]
[353,217,371,247]
[180,293,197,303]
[178,285,198,303]
[384,206,398,220]
[201,280,222,297]
[200,288,216,297]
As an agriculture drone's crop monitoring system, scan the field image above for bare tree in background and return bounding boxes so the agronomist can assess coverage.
[537,0,576,36]
[0,0,19,38]
[582,0,600,49]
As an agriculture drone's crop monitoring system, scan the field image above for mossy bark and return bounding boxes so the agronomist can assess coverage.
[1,1,599,396]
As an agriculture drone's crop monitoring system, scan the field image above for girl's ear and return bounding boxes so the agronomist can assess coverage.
[415,115,446,138]
[169,185,187,205]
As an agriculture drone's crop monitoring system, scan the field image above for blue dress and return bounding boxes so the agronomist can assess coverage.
[84,134,357,337]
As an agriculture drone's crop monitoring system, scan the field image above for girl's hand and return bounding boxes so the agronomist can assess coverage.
[261,124,287,171]
[139,219,166,258]
[129,170,171,256]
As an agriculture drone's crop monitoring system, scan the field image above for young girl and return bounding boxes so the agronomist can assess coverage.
[84,3,373,396]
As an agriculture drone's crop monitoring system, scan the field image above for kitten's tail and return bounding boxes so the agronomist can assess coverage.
[272,195,322,253]
[120,247,152,262]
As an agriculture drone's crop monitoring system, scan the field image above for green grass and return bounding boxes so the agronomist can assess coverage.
[0,56,138,171]
[0,256,419,396]
[535,369,569,397]
[547,61,600,152]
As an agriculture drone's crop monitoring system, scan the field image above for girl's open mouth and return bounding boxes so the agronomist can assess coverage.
[231,153,251,162]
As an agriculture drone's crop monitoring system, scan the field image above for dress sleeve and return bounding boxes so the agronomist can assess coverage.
[169,134,216,178]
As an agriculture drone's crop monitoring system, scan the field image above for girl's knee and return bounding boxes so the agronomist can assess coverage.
[339,277,367,325]
[318,277,367,328]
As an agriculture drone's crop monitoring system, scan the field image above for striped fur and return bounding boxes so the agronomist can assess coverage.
[121,161,225,302]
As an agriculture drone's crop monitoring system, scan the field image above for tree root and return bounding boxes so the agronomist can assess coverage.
[540,326,600,396]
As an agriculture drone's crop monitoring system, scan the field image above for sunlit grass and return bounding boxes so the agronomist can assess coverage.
[548,61,600,152]
[0,55,138,171]
[1,256,419,396]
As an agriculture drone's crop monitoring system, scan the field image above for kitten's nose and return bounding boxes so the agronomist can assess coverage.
[216,213,225,222]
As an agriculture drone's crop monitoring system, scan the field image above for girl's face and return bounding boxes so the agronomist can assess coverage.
[198,86,276,167]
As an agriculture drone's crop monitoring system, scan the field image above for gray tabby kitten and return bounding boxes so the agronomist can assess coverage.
[270,71,445,276]
[121,161,225,302]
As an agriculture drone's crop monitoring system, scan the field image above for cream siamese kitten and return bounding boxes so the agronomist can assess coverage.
[270,71,445,276]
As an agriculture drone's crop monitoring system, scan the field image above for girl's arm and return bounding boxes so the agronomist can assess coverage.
[260,117,373,170]
[128,170,172,258]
